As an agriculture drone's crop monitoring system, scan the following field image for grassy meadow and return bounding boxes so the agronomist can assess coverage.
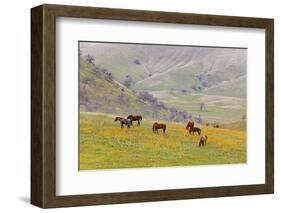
[80,112,246,170]
[149,90,246,123]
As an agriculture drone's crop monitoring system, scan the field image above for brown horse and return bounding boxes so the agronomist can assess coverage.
[114,117,131,128]
[199,135,208,147]
[127,115,142,126]
[186,120,195,130]
[152,122,166,133]
[189,126,201,135]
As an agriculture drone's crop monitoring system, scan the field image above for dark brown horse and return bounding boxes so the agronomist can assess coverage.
[152,122,166,133]
[199,135,208,147]
[114,117,131,128]
[189,126,201,135]
[127,115,142,126]
[186,120,195,130]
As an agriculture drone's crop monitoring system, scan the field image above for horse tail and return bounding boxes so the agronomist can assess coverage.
[163,125,166,133]
[198,128,201,135]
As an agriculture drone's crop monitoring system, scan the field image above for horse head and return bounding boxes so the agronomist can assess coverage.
[186,120,194,129]
[114,117,119,122]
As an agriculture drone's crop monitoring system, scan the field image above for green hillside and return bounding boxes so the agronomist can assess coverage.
[80,42,247,98]
[79,42,247,124]
[149,91,246,123]
[80,43,149,83]
[79,59,169,119]
[133,65,199,91]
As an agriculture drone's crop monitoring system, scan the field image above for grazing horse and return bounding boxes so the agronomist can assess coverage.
[189,126,201,135]
[152,122,166,133]
[114,117,131,128]
[199,135,208,147]
[127,115,142,126]
[186,120,195,130]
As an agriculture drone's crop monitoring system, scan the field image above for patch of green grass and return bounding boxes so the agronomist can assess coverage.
[85,45,149,83]
[222,121,247,131]
[133,65,199,91]
[80,113,246,170]
[149,91,246,123]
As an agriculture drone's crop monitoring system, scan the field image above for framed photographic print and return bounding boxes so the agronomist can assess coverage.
[31,4,274,208]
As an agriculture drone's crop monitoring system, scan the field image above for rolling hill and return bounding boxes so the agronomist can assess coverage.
[79,58,170,119]
[80,42,247,97]
[79,42,247,124]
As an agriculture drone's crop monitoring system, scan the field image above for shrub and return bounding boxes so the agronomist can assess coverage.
[124,75,133,88]
[134,59,141,65]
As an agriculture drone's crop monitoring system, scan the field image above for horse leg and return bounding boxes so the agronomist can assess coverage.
[137,120,140,126]
[121,123,124,128]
